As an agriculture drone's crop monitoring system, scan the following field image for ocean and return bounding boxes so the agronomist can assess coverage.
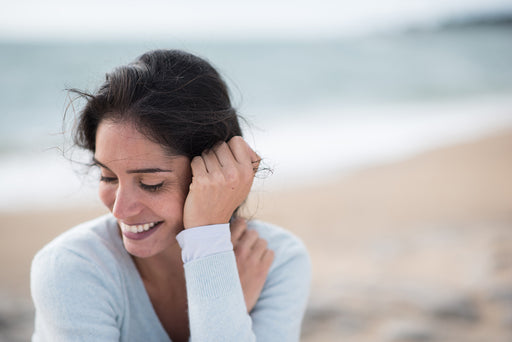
[1,23,512,211]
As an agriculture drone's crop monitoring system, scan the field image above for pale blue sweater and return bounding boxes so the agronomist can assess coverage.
[31,214,311,341]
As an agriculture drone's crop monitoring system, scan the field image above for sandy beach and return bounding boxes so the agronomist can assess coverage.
[1,128,511,341]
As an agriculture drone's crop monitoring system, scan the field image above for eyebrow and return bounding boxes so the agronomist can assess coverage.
[92,157,174,174]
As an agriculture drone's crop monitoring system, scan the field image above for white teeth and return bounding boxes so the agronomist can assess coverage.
[120,221,159,234]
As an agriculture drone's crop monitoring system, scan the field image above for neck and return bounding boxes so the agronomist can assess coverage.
[132,242,184,285]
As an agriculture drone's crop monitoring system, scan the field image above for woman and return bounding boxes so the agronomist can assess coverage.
[31,49,311,341]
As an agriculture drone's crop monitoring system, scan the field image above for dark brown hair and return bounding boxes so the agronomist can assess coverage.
[72,49,242,157]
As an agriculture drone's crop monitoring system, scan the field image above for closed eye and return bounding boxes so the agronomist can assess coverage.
[140,181,164,192]
[100,176,118,183]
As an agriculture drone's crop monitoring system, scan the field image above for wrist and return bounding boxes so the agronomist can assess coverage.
[183,218,230,229]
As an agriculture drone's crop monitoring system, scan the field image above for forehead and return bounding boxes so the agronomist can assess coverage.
[95,120,172,166]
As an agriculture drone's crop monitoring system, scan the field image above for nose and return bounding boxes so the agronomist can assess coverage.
[112,184,143,220]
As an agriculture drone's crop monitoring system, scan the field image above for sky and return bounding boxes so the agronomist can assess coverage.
[1,0,511,41]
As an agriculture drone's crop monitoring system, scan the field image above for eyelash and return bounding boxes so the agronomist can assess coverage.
[140,182,164,192]
[99,176,164,192]
[100,176,117,183]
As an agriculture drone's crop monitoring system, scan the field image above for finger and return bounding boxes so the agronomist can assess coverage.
[190,156,207,177]
[212,141,236,168]
[227,136,254,164]
[237,229,259,253]
[201,149,222,174]
[252,238,268,256]
[230,217,247,245]
[261,249,274,266]
[251,152,261,173]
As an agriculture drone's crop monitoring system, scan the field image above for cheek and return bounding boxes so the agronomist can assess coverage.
[98,184,115,210]
[160,190,188,212]
[151,187,189,219]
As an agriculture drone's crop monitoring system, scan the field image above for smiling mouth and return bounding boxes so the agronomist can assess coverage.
[119,221,162,234]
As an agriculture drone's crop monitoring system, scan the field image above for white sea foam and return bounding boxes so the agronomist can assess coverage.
[0,150,100,212]
[249,96,512,189]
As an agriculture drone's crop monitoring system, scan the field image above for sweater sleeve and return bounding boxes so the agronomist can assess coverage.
[176,223,233,263]
[31,246,122,341]
[183,224,311,342]
[184,251,254,341]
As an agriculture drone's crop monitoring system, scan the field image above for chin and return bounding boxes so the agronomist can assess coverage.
[121,232,179,260]
[122,240,159,258]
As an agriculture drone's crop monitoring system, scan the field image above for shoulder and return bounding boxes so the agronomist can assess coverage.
[30,215,128,339]
[33,213,123,268]
[31,214,126,306]
[247,220,309,258]
[247,220,311,279]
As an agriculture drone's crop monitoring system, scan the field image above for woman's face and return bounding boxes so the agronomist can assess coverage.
[94,120,191,258]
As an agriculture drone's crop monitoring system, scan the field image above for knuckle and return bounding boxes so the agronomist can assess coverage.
[191,175,208,189]
[211,170,224,183]
[224,167,240,184]
[235,245,249,258]
[247,229,259,240]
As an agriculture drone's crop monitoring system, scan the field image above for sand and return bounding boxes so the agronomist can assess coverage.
[1,128,511,341]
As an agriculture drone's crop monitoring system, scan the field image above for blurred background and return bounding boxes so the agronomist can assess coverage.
[1,1,511,341]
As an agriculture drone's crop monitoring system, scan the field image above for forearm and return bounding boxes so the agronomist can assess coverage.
[184,251,255,342]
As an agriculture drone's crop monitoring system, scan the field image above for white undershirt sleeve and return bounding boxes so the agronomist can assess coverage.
[175,224,233,264]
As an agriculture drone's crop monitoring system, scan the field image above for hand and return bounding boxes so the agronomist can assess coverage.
[183,136,260,229]
[230,217,274,312]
